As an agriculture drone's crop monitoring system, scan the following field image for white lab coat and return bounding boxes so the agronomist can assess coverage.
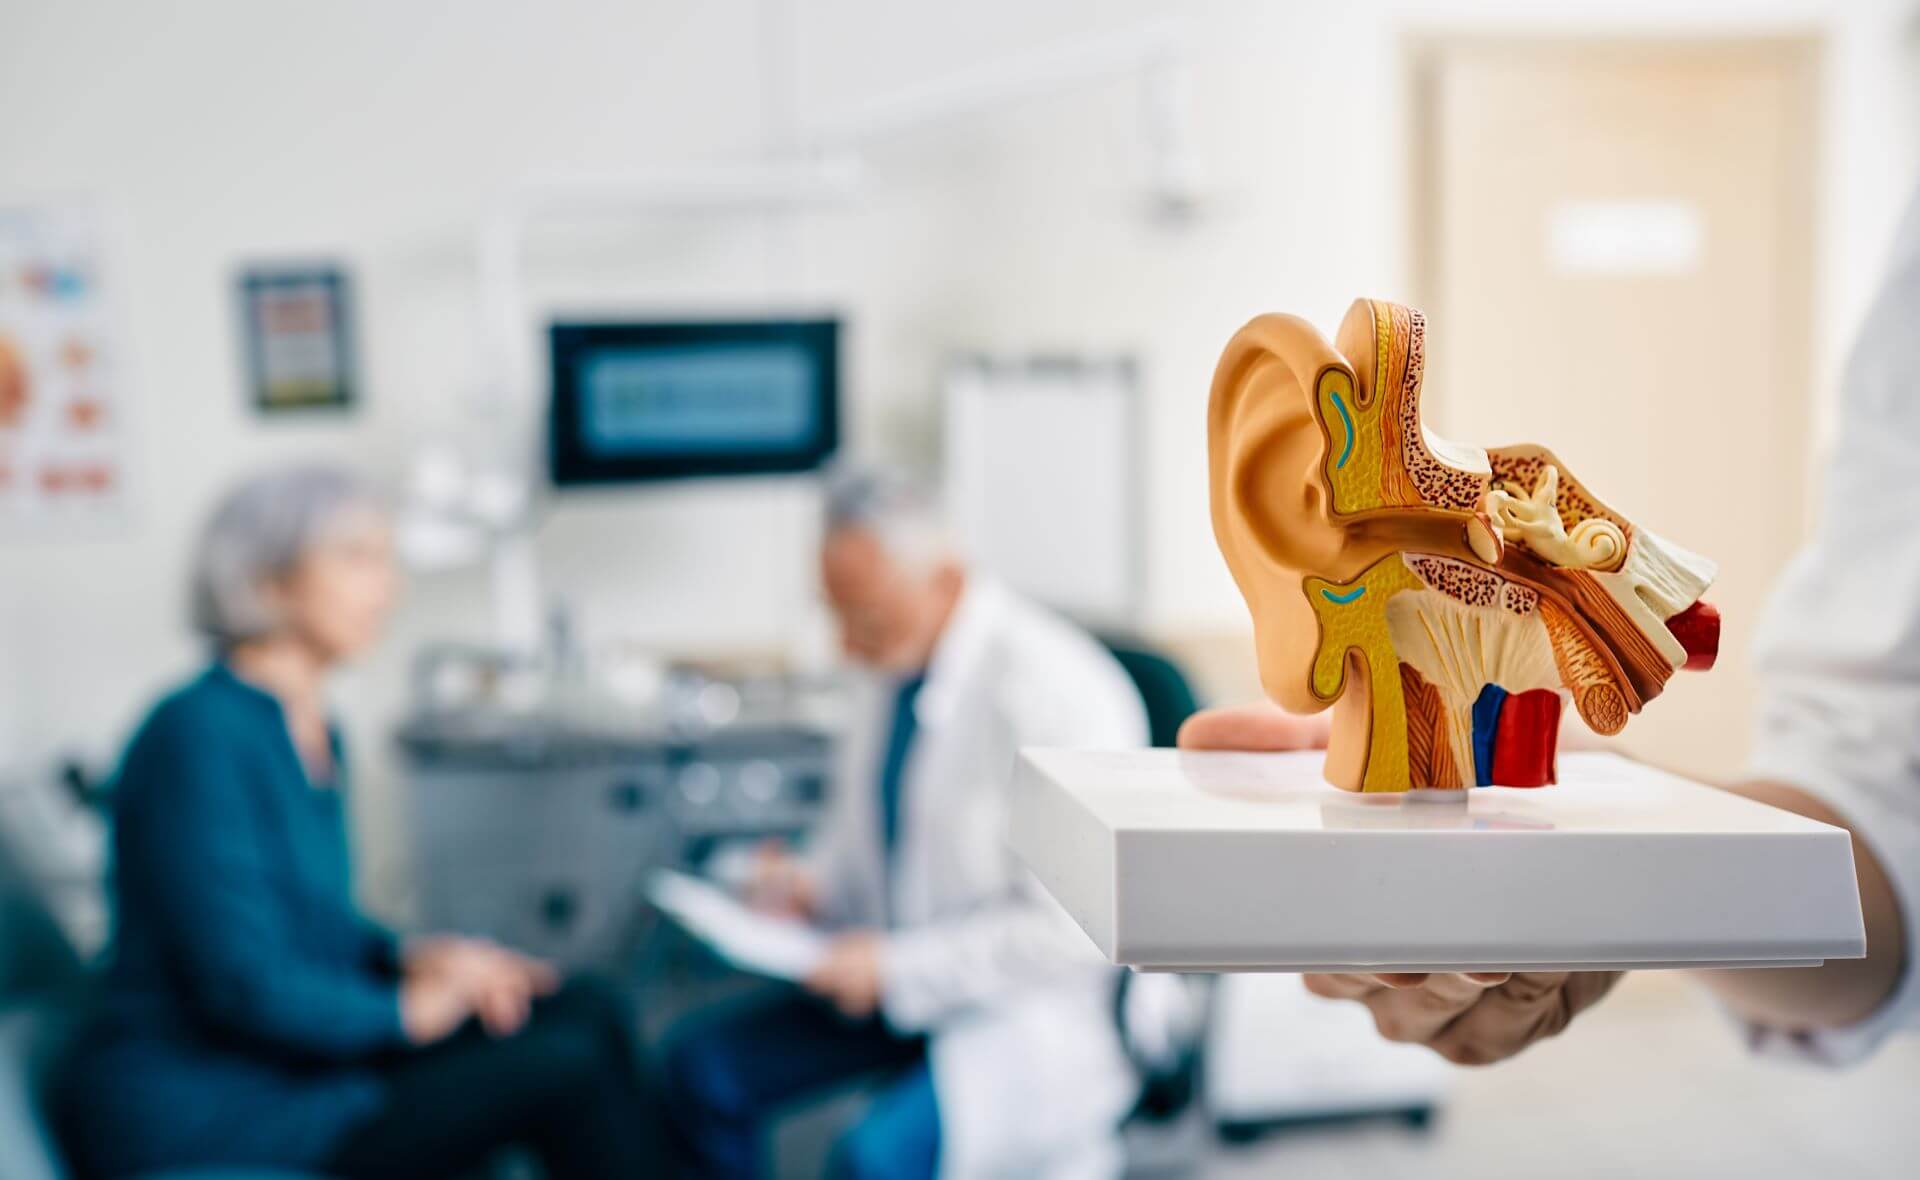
[1743,182,1920,1064]
[807,577,1149,1178]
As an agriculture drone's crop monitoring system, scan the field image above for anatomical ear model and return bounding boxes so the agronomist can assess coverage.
[1208,299,1720,792]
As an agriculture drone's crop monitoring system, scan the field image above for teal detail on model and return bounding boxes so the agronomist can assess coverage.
[1330,389,1355,470]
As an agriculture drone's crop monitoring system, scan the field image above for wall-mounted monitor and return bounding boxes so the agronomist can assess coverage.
[547,318,839,486]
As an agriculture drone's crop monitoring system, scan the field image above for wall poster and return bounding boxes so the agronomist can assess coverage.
[0,203,129,527]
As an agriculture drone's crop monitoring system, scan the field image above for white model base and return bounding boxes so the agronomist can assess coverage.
[1010,750,1865,973]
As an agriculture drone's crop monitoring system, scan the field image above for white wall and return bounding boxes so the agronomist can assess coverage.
[3,0,1915,901]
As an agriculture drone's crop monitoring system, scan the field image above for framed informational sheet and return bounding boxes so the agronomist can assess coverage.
[0,202,130,528]
[238,264,357,414]
[944,355,1141,627]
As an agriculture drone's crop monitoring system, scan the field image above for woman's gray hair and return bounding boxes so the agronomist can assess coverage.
[190,465,381,647]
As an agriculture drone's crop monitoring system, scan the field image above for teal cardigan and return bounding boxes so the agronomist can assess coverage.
[60,664,407,1178]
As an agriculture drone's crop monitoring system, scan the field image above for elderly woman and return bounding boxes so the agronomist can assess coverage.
[57,466,672,1179]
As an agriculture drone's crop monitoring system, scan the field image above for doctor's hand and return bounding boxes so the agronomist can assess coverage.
[1175,702,1332,752]
[1303,971,1622,1066]
[805,931,885,1019]
[744,840,819,919]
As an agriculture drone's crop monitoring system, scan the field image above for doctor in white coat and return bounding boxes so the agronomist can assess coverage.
[1180,178,1920,1069]
[664,469,1148,1179]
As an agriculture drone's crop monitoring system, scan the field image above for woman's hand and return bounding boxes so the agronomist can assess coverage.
[399,972,473,1046]
[404,936,559,1038]
[1176,700,1620,1066]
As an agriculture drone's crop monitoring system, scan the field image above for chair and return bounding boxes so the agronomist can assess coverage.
[0,832,89,1180]
[0,833,321,1180]
[1097,636,1201,749]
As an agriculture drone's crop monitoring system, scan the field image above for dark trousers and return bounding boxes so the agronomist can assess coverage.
[324,978,675,1180]
[662,989,937,1180]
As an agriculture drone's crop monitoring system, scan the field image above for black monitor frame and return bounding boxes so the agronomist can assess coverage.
[547,318,840,486]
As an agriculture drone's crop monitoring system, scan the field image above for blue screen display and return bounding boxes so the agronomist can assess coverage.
[579,343,820,456]
[548,318,837,485]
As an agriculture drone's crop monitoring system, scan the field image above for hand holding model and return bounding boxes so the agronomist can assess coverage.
[1302,969,1622,1067]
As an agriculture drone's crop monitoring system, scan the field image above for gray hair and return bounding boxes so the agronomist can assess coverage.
[190,465,381,647]
[823,465,955,573]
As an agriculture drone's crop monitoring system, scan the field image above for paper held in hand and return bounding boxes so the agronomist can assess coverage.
[647,869,829,982]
